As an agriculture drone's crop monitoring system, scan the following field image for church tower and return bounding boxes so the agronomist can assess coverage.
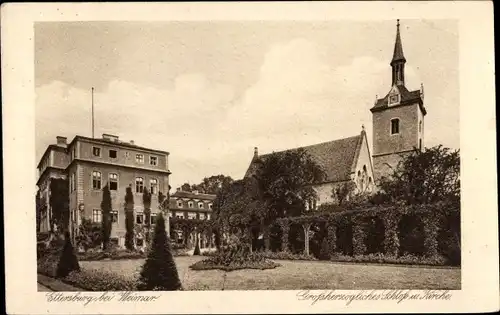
[370,20,427,181]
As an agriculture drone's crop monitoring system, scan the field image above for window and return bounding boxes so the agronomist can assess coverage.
[199,213,205,220]
[109,149,117,158]
[188,212,197,220]
[92,147,101,157]
[207,214,211,220]
[92,209,102,223]
[150,213,157,225]
[198,202,204,209]
[419,139,422,151]
[150,156,158,166]
[92,171,102,190]
[125,152,130,158]
[136,238,144,247]
[111,210,118,223]
[135,177,144,193]
[177,201,183,208]
[136,154,144,164]
[419,121,423,133]
[136,213,144,224]
[71,146,76,160]
[188,201,194,208]
[72,173,76,192]
[208,204,213,210]
[110,238,119,246]
[150,179,158,194]
[391,119,400,135]
[109,173,118,191]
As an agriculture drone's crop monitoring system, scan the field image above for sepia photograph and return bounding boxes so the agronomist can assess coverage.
[2,2,498,314]
[34,18,461,292]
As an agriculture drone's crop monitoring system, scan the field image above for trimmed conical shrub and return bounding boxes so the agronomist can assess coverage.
[56,231,80,278]
[193,236,201,255]
[137,213,182,291]
[125,186,135,250]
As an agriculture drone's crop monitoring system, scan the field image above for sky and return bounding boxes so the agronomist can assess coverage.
[35,20,459,190]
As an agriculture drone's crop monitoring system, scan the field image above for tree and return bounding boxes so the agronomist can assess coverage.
[377,145,460,205]
[101,185,112,250]
[137,212,182,291]
[143,187,152,245]
[125,186,135,250]
[56,231,80,278]
[192,175,234,195]
[76,218,102,251]
[179,183,193,192]
[333,182,356,206]
[49,178,70,234]
[253,148,326,218]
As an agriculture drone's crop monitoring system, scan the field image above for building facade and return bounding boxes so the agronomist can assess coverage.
[370,20,427,181]
[169,189,215,220]
[168,189,215,245]
[36,133,171,248]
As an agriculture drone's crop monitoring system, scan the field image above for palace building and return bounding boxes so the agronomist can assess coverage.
[36,133,171,248]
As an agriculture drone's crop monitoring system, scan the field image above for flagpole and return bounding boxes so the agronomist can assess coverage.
[92,87,95,138]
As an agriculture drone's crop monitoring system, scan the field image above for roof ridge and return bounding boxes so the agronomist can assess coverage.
[259,134,362,157]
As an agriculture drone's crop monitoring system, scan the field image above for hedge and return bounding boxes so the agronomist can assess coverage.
[273,202,460,266]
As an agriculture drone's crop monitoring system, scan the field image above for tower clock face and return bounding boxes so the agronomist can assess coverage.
[389,94,399,104]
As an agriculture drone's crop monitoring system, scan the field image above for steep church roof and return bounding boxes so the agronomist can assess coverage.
[371,20,426,115]
[245,132,366,184]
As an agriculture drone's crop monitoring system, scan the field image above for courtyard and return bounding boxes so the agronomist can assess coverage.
[80,256,460,291]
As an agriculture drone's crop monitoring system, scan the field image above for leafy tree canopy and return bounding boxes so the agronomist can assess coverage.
[252,148,326,218]
[377,145,460,205]
[178,175,234,195]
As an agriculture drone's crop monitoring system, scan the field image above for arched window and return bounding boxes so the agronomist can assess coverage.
[109,173,118,191]
[135,177,144,193]
[92,171,102,190]
[150,178,158,194]
[391,118,400,135]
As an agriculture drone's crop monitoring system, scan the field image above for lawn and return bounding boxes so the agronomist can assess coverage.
[80,256,460,290]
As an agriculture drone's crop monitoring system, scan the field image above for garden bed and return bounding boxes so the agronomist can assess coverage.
[190,259,280,271]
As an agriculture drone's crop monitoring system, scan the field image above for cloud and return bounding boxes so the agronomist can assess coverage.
[218,38,421,161]
[36,38,424,189]
[35,74,235,189]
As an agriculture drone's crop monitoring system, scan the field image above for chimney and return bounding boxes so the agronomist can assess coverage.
[56,136,67,148]
[254,147,259,158]
[102,133,119,142]
[420,83,425,100]
[177,187,181,192]
[130,140,135,145]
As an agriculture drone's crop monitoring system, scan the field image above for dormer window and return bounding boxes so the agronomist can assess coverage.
[389,94,400,105]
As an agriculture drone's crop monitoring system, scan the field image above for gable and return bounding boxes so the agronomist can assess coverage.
[351,131,376,192]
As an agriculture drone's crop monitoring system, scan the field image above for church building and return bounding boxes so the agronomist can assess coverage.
[245,20,426,209]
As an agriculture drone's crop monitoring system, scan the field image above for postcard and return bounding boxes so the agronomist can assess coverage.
[2,1,498,314]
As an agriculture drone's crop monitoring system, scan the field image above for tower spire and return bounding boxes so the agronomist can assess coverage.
[391,19,406,86]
